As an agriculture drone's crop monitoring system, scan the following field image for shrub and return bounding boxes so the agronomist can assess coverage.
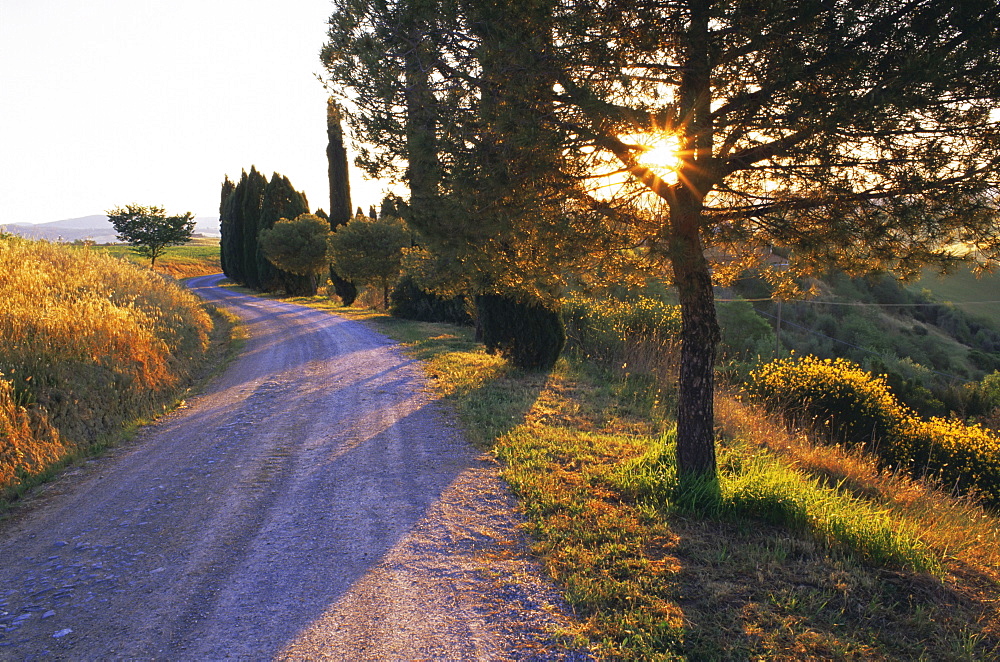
[562,294,681,377]
[901,417,1000,507]
[477,293,564,371]
[389,276,471,325]
[744,355,910,451]
[745,355,1000,508]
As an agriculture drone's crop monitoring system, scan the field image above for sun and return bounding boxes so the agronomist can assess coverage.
[634,134,683,179]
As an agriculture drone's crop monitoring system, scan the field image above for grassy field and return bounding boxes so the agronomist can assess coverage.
[95,237,221,279]
[279,295,1000,660]
[918,265,1000,326]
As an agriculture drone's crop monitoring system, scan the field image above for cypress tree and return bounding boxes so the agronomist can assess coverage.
[327,99,352,227]
[260,173,313,295]
[240,167,268,290]
[219,176,236,280]
[220,172,247,285]
[379,195,402,220]
[327,99,358,306]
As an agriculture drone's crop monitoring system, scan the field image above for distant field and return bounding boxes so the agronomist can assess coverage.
[96,239,221,279]
[917,265,1000,326]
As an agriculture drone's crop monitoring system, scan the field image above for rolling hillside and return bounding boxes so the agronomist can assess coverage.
[3,215,221,244]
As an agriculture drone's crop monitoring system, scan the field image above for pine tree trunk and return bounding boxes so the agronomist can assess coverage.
[670,199,720,484]
[669,0,719,490]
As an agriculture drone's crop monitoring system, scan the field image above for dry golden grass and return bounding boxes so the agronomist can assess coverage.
[0,235,214,496]
[0,378,64,490]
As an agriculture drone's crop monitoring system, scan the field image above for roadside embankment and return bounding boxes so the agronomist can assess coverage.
[0,235,224,501]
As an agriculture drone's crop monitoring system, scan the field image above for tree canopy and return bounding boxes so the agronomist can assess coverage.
[329,213,411,308]
[259,214,332,277]
[323,0,1000,492]
[105,204,195,268]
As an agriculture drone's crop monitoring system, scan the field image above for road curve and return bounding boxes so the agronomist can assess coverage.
[0,274,584,660]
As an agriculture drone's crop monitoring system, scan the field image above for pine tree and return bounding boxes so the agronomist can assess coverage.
[329,214,411,308]
[324,0,1000,496]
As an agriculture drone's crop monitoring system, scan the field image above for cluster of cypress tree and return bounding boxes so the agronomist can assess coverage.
[219,167,319,296]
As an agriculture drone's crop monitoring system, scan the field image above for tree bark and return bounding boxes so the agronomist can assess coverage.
[668,0,720,488]
[669,197,720,482]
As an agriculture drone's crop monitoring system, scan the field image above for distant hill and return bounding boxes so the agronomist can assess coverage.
[2,215,220,243]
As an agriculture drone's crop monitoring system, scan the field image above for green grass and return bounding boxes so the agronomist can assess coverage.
[615,429,940,573]
[238,294,1000,659]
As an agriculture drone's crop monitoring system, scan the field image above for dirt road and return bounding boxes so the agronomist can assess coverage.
[0,274,585,660]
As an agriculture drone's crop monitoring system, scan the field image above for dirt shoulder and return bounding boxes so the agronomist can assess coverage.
[0,274,586,660]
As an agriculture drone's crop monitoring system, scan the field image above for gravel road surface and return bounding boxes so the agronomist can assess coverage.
[0,274,586,661]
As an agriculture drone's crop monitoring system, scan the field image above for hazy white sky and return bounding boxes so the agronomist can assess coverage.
[0,0,389,225]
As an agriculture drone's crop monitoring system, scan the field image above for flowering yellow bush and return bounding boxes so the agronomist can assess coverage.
[0,235,213,494]
[902,417,1000,507]
[744,355,911,450]
[745,355,1000,507]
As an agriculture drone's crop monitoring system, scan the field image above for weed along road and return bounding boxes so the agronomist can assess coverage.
[0,273,582,660]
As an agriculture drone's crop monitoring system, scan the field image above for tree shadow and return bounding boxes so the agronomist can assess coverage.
[664,517,1000,660]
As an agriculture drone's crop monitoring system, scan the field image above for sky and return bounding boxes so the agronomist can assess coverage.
[0,0,391,225]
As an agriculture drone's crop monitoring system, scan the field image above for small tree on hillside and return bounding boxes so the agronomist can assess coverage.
[329,213,410,308]
[106,204,195,268]
[259,214,332,282]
